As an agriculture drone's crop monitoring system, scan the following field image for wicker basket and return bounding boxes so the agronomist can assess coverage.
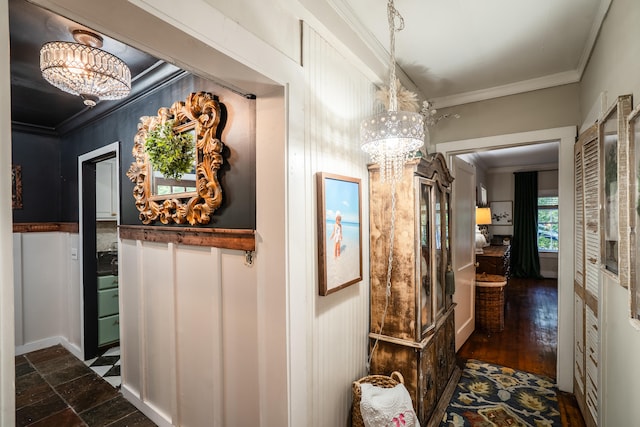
[351,371,404,427]
[475,275,507,333]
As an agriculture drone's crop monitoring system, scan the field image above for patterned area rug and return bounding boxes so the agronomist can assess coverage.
[440,359,561,426]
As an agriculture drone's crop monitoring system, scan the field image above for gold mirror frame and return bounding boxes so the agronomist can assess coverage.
[127,91,225,225]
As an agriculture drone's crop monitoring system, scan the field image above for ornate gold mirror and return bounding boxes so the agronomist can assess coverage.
[127,91,226,225]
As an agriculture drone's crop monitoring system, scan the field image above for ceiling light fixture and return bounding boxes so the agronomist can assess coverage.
[365,0,426,373]
[360,0,424,183]
[40,29,131,107]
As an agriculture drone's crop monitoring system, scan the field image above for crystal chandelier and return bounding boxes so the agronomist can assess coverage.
[360,0,425,183]
[40,30,131,107]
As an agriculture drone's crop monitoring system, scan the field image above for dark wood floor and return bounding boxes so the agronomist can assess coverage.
[15,345,155,426]
[457,277,586,427]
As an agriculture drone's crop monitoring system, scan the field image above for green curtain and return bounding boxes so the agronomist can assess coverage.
[511,171,542,278]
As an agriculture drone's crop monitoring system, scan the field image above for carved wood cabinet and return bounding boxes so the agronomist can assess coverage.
[368,153,459,426]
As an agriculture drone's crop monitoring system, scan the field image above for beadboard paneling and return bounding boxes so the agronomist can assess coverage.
[303,23,373,426]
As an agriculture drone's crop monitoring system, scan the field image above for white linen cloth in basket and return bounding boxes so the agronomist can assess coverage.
[359,382,420,427]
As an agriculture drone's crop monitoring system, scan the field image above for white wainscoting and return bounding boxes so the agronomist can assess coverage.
[13,232,82,358]
[119,239,257,427]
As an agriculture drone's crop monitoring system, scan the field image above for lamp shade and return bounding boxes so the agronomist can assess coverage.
[360,110,424,182]
[476,207,492,225]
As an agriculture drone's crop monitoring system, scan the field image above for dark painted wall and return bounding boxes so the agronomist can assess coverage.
[11,131,61,222]
[60,73,256,229]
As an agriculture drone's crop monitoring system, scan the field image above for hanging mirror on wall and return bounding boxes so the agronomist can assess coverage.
[628,102,640,323]
[601,102,620,275]
[599,94,632,286]
[127,91,226,225]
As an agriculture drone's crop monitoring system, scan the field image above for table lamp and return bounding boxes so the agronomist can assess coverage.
[475,207,492,254]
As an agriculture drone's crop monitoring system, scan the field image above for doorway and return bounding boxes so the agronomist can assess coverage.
[79,143,120,361]
[436,125,575,391]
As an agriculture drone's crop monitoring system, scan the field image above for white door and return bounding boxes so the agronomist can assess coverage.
[452,156,476,350]
[96,158,117,220]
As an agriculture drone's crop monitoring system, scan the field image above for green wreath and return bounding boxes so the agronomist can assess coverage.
[145,119,195,181]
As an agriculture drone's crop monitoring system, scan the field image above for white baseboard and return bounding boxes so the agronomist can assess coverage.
[541,270,558,279]
[59,337,83,360]
[15,336,64,356]
[121,384,173,427]
[15,336,83,359]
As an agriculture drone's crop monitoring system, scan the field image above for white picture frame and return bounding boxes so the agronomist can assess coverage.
[490,201,513,225]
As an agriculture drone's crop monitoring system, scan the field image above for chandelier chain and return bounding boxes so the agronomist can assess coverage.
[387,0,404,112]
[367,179,398,372]
[386,180,397,298]
[359,0,424,184]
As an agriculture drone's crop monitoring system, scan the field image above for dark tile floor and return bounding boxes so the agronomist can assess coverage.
[15,345,156,427]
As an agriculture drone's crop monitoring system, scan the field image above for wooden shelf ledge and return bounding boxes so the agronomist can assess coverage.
[13,222,79,233]
[118,225,255,251]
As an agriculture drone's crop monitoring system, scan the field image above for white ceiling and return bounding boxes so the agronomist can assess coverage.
[333,0,609,108]
[327,0,604,169]
[458,141,559,171]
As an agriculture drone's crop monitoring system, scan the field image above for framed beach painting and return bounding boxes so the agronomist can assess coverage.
[490,201,513,225]
[316,172,362,296]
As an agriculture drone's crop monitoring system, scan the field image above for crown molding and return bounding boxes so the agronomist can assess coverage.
[430,70,581,108]
[487,162,559,175]
[327,0,421,93]
[576,0,612,78]
[328,0,611,108]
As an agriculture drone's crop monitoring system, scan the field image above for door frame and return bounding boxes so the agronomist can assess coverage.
[436,125,576,392]
[78,142,120,359]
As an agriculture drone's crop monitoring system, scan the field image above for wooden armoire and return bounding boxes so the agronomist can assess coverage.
[368,153,460,426]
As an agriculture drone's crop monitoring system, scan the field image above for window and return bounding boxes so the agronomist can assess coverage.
[538,196,558,251]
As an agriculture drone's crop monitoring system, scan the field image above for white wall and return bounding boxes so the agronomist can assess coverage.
[302,23,372,425]
[0,1,15,424]
[13,232,81,357]
[199,0,301,64]
[577,0,640,425]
